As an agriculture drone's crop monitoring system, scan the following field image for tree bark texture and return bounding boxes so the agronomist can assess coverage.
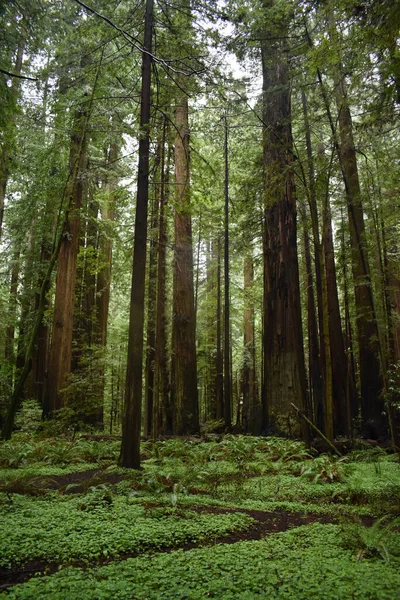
[171,92,199,435]
[120,0,153,469]
[300,207,321,426]
[261,43,307,438]
[153,132,171,438]
[46,108,87,414]
[144,136,162,437]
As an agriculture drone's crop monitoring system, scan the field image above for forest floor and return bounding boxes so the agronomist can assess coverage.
[0,434,399,598]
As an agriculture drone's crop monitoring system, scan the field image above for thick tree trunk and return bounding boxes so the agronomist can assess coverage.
[261,42,307,439]
[46,108,87,414]
[120,0,154,469]
[171,92,199,435]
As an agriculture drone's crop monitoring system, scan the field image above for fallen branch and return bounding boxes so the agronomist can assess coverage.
[291,403,342,456]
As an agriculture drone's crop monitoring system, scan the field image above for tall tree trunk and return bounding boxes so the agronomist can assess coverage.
[340,208,358,423]
[322,178,352,437]
[311,11,385,437]
[144,139,161,437]
[261,38,307,438]
[205,236,217,421]
[335,78,384,437]
[95,140,119,426]
[300,205,320,426]
[215,235,224,421]
[97,141,118,347]
[120,0,154,469]
[71,180,103,426]
[153,131,171,438]
[32,241,52,411]
[301,91,325,431]
[46,107,87,414]
[171,90,199,435]
[223,116,231,429]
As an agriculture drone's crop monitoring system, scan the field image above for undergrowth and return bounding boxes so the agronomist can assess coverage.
[2,523,399,599]
[0,434,399,598]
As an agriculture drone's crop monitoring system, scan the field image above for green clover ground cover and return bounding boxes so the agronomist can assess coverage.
[2,523,400,599]
[0,494,253,567]
[1,434,399,598]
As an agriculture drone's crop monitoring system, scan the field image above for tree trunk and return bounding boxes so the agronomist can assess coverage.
[301,91,325,430]
[300,205,320,426]
[171,91,199,435]
[32,241,52,411]
[223,117,232,430]
[261,40,307,438]
[144,141,160,438]
[120,0,154,469]
[153,129,171,438]
[97,141,118,347]
[335,75,384,437]
[317,10,384,437]
[216,235,224,421]
[322,179,352,437]
[205,236,217,421]
[95,140,119,427]
[46,108,87,414]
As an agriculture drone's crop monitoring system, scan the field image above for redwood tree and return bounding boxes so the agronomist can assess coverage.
[120,0,154,469]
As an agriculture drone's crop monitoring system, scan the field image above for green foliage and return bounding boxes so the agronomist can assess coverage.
[2,524,400,599]
[340,516,400,562]
[14,399,42,434]
[0,435,399,598]
[297,455,349,483]
[0,493,253,568]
